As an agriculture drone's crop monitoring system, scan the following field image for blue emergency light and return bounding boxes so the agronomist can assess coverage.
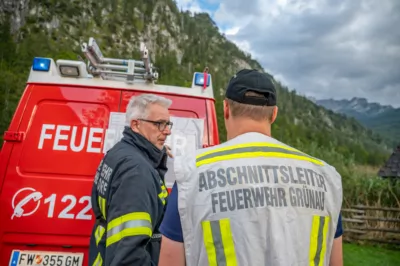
[194,72,211,87]
[32,57,51,71]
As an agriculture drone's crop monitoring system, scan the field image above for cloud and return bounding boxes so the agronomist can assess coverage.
[175,0,220,14]
[175,0,204,13]
[189,0,400,107]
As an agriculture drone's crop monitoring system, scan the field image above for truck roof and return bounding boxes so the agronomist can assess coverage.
[27,37,215,100]
[27,64,215,100]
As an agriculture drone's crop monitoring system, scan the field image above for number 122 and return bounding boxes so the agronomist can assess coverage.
[43,194,92,220]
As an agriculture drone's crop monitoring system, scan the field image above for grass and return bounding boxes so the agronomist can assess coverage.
[344,243,400,266]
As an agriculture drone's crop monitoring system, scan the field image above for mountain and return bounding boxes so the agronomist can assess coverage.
[316,97,400,145]
[0,0,393,173]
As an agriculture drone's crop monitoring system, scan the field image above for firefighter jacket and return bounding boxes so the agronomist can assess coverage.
[88,126,169,266]
[175,132,343,266]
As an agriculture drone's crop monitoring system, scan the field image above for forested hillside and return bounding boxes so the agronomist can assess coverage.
[316,97,400,146]
[0,0,397,200]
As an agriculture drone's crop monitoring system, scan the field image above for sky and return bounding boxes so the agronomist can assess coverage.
[175,0,400,108]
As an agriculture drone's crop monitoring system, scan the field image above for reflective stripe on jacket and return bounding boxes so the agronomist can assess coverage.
[175,132,342,266]
[88,126,169,266]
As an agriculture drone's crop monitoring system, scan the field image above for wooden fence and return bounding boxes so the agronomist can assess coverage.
[342,205,400,245]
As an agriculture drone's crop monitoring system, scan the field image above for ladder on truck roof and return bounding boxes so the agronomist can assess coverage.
[81,37,159,83]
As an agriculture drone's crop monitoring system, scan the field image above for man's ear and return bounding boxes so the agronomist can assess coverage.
[270,106,278,124]
[130,119,139,132]
[223,99,230,120]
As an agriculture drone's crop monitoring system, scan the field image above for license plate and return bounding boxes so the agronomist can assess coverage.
[9,250,84,266]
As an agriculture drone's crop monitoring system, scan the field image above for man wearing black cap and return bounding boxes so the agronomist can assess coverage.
[158,69,343,266]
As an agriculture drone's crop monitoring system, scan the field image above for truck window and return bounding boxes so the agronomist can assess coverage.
[17,87,120,177]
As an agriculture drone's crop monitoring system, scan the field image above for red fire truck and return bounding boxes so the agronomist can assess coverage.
[0,37,219,266]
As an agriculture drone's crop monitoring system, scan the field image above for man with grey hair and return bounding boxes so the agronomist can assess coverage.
[88,93,174,266]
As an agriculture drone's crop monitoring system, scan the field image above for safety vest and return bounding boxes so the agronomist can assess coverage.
[175,132,342,266]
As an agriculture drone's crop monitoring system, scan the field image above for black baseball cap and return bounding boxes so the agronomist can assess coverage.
[225,69,277,106]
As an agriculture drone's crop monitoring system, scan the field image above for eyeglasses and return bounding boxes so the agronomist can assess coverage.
[138,119,173,131]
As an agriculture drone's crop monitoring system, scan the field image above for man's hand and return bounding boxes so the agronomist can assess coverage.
[165,144,174,158]
[158,235,185,266]
[330,236,343,266]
